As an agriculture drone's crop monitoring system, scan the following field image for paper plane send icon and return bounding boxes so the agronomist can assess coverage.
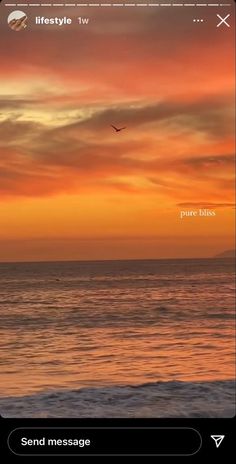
[211,435,225,448]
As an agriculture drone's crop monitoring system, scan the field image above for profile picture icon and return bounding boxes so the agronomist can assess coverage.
[8,11,27,31]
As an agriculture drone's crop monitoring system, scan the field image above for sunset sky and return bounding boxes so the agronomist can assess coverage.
[0,3,235,261]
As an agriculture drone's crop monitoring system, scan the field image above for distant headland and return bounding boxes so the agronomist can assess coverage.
[214,250,235,258]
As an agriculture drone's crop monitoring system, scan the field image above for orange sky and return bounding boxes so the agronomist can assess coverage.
[0,4,235,261]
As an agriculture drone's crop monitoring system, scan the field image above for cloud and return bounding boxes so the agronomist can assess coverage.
[0,89,234,200]
[0,5,234,202]
[0,4,234,105]
[0,97,41,110]
[51,95,234,137]
[175,154,234,175]
[0,118,43,145]
[177,202,235,209]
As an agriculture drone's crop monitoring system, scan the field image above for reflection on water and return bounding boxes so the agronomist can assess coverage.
[0,258,235,397]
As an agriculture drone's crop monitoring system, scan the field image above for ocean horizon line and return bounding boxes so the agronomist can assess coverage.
[0,256,233,265]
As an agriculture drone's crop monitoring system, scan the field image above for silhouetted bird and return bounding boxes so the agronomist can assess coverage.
[111,125,126,132]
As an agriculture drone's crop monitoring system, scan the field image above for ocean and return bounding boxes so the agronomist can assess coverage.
[0,258,235,418]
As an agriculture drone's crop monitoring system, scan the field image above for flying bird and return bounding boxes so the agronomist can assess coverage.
[111,125,126,132]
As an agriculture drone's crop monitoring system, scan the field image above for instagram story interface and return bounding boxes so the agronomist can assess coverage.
[0,0,235,431]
